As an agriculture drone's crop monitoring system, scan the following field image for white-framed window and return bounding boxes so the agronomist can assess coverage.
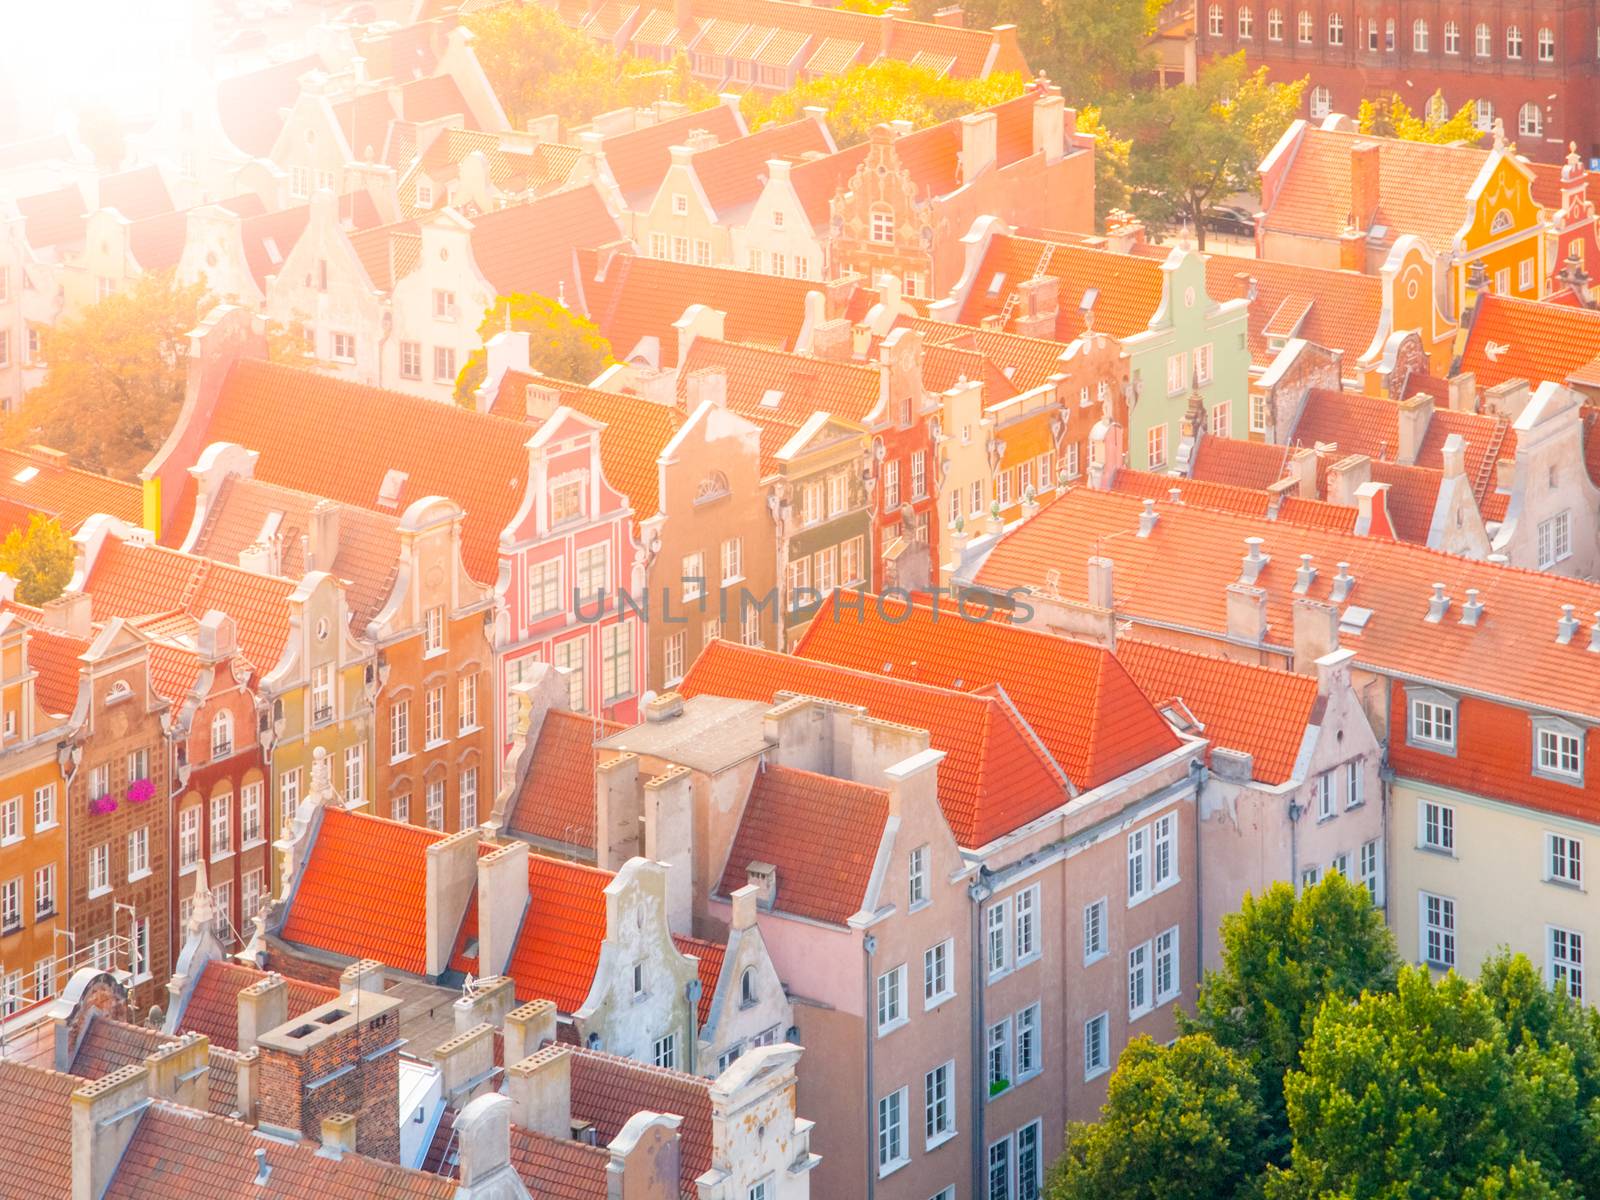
[908,844,928,907]
[528,559,562,617]
[986,899,1010,978]
[33,784,56,831]
[694,239,711,266]
[1238,5,1253,36]
[280,767,301,810]
[210,794,232,859]
[878,1087,908,1175]
[179,807,201,871]
[415,179,434,208]
[1209,400,1232,438]
[1345,761,1363,808]
[127,827,149,880]
[399,341,422,379]
[986,1016,1011,1093]
[33,864,53,918]
[1550,927,1583,1000]
[420,606,446,656]
[0,798,17,845]
[1537,511,1572,568]
[290,165,309,198]
[342,745,365,807]
[1328,11,1343,42]
[1359,838,1382,903]
[672,235,689,264]
[1420,800,1455,853]
[988,1135,1011,1200]
[89,842,110,895]
[1413,17,1428,50]
[210,710,234,760]
[1084,1012,1109,1078]
[1302,865,1320,890]
[1128,826,1148,901]
[1014,885,1039,964]
[458,674,478,733]
[1519,102,1542,137]
[883,460,901,510]
[720,536,743,585]
[243,867,265,925]
[1166,351,1187,395]
[36,958,56,1001]
[1316,772,1334,820]
[1385,16,1395,48]
[1193,342,1214,386]
[601,621,633,702]
[1298,8,1312,40]
[1506,23,1522,56]
[459,766,478,829]
[1474,99,1495,132]
[1535,719,1583,782]
[1154,926,1180,1004]
[550,475,586,526]
[681,551,706,602]
[1015,1002,1041,1079]
[393,793,411,823]
[434,345,457,381]
[877,963,907,1034]
[650,233,668,260]
[1548,832,1583,886]
[653,1033,677,1069]
[1267,7,1282,39]
[433,289,456,320]
[841,535,865,586]
[870,206,895,244]
[1410,693,1456,750]
[130,918,152,982]
[553,635,588,713]
[664,631,686,685]
[1064,442,1080,480]
[924,939,954,1007]
[1084,898,1107,963]
[1475,21,1492,55]
[331,331,355,363]
[1421,891,1456,967]
[1538,25,1554,60]
[0,880,20,933]
[425,684,446,746]
[390,699,411,760]
[1016,1121,1041,1200]
[1520,257,1535,291]
[924,1060,955,1148]
[240,782,263,845]
[1147,423,1168,470]
[911,450,927,500]
[311,663,334,726]
[425,779,445,830]
[1208,3,1223,35]
[1128,941,1151,1017]
[671,192,688,215]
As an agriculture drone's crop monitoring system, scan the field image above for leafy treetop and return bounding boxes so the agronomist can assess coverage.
[1358,91,1484,145]
[0,514,74,607]
[453,292,614,406]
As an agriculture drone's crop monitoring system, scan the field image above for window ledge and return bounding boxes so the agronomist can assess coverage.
[127,869,151,884]
[209,851,233,864]
[1544,876,1584,892]
[0,835,21,849]
[923,991,956,1013]
[924,1130,958,1154]
[240,838,266,854]
[1014,951,1042,970]
[424,739,449,752]
[877,1158,911,1181]
[876,1015,909,1039]
[390,753,415,766]
[34,821,58,834]
[457,724,482,737]
[1417,844,1456,859]
[423,648,447,661]
[87,886,112,900]
[1084,1064,1110,1082]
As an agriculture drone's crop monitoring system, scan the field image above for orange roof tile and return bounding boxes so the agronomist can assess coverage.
[1202,253,1384,366]
[599,102,744,204]
[429,1110,609,1198]
[467,185,623,298]
[281,807,447,976]
[671,933,725,1026]
[1457,293,1600,390]
[717,764,887,924]
[956,235,1165,340]
[1192,434,1292,490]
[97,164,174,221]
[686,117,831,218]
[903,318,1067,393]
[0,1060,75,1199]
[451,853,614,1012]
[796,590,1182,789]
[177,959,337,1052]
[400,74,478,127]
[506,708,626,850]
[1118,638,1318,783]
[0,446,142,531]
[127,194,265,272]
[16,181,87,250]
[24,624,88,717]
[569,1046,714,1192]
[348,217,422,288]
[677,338,882,426]
[216,54,322,158]
[186,359,536,581]
[682,639,1069,847]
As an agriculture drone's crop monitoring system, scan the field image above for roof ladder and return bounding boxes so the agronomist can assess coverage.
[996,244,1057,330]
[1471,417,1510,505]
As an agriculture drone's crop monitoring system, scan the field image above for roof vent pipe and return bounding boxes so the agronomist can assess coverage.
[1589,612,1600,653]
[1330,562,1354,604]
[1558,604,1580,644]
[1460,588,1483,626]
[1293,553,1317,595]
[1240,536,1269,583]
[1137,498,1159,538]
[1425,582,1450,623]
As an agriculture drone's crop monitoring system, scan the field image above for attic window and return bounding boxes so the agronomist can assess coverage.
[986,272,1007,297]
[759,388,785,409]
[1338,605,1373,636]
[11,467,38,484]
[377,468,409,510]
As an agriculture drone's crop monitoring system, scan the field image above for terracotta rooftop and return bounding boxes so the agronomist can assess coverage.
[21,623,89,718]
[176,959,338,1052]
[0,1059,75,1199]
[598,102,745,205]
[569,1046,714,1195]
[1202,253,1385,367]
[684,117,832,218]
[1457,293,1600,390]
[671,933,725,1026]
[904,317,1067,393]
[281,807,448,976]
[0,446,142,531]
[66,1013,240,1117]
[682,639,1069,847]
[1117,638,1319,784]
[955,234,1165,341]
[428,1109,609,1198]
[216,54,322,158]
[796,590,1183,790]
[677,337,883,427]
[127,194,266,272]
[466,184,623,298]
[505,708,627,851]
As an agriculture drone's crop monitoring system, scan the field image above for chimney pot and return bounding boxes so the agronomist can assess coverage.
[1294,553,1317,594]
[1240,537,1269,583]
[1330,562,1354,604]
[1461,588,1484,626]
[1426,582,1451,623]
[1589,612,1600,653]
[1558,604,1581,644]
[1137,498,1159,537]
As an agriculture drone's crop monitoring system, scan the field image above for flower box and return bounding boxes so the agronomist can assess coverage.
[88,795,118,816]
[126,779,155,805]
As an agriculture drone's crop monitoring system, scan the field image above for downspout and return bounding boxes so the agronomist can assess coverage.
[968,868,994,1200]
[863,932,877,1200]
[1189,756,1208,978]
[377,309,393,389]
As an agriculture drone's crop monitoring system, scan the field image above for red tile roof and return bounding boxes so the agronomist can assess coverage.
[451,853,615,1013]
[1117,638,1318,784]
[1202,253,1384,366]
[1457,293,1600,390]
[685,118,831,217]
[682,639,1070,847]
[677,338,883,426]
[281,807,448,976]
[0,1060,75,1199]
[216,54,322,158]
[974,486,1600,744]
[400,74,478,126]
[67,1014,241,1117]
[185,359,536,581]
[0,447,142,531]
[671,933,725,1026]
[569,1046,713,1195]
[904,318,1067,393]
[796,590,1182,790]
[1192,435,1292,490]
[97,165,174,222]
[16,182,87,250]
[599,103,745,204]
[467,185,624,297]
[128,194,266,272]
[956,235,1165,340]
[177,960,337,1052]
[1113,466,1363,534]
[24,625,88,717]
[506,708,626,850]
[429,1110,609,1198]
[715,764,887,924]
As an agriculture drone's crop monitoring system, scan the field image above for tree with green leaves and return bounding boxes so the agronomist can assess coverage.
[1047,1035,1268,1200]
[464,2,713,129]
[1358,91,1483,145]
[1076,106,1132,230]
[1269,966,1583,1200]
[0,514,74,606]
[1183,872,1399,1161]
[742,60,1026,149]
[1110,53,1305,249]
[5,270,208,481]
[454,292,614,406]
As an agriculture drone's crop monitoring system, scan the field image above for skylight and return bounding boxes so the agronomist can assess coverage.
[12,467,39,484]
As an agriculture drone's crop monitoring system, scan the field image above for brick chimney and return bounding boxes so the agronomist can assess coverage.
[1226,583,1268,644]
[1011,275,1061,338]
[1292,599,1340,671]
[255,991,403,1161]
[505,1045,572,1139]
[504,1000,559,1068]
[426,828,481,977]
[1325,454,1372,507]
[237,973,288,1050]
[1395,394,1432,464]
[71,1065,150,1200]
[453,975,517,1036]
[809,317,854,362]
[1350,141,1381,232]
[475,841,530,979]
[308,499,341,573]
[959,112,998,185]
[144,1033,211,1111]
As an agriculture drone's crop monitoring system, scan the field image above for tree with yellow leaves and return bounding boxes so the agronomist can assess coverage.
[1358,92,1483,145]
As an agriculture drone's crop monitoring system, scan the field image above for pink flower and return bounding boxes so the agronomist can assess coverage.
[126,779,155,805]
[88,795,118,816]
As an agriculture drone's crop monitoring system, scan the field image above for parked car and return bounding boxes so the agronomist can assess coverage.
[1205,204,1256,239]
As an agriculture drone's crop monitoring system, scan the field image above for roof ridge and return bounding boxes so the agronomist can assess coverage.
[762,760,890,799]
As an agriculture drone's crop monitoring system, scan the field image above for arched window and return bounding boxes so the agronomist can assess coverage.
[1298,9,1313,40]
[1267,7,1283,39]
[1537,26,1554,60]
[1444,20,1460,53]
[694,471,730,504]
[1238,6,1253,37]
[1474,98,1494,132]
[1506,24,1522,57]
[1384,17,1395,49]
[1412,18,1428,51]
[1328,12,1343,43]
[740,968,756,1006]
[1208,3,1224,35]
[1310,85,1333,119]
[1519,102,1542,137]
[211,710,233,759]
[1475,22,1492,56]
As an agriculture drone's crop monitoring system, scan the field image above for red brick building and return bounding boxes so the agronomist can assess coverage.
[1196,0,1600,162]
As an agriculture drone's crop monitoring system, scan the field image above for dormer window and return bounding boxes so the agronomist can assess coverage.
[740,967,757,1007]
[1408,688,1457,753]
[550,475,586,526]
[672,192,688,215]
[211,710,234,760]
[1534,717,1584,784]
